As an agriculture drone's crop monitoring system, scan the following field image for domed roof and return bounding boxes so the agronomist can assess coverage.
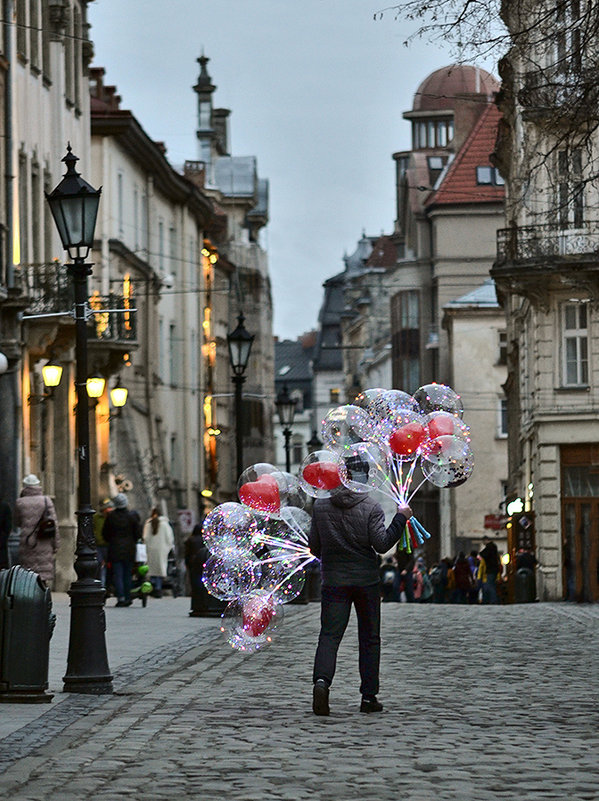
[413,65,499,112]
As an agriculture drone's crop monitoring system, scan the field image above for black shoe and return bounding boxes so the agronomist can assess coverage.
[115,600,128,607]
[312,680,330,716]
[360,697,383,713]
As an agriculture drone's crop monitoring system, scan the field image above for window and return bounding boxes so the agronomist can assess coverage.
[476,166,504,186]
[133,187,139,250]
[329,388,340,404]
[498,330,507,365]
[391,290,420,392]
[556,0,582,75]
[292,438,303,466]
[117,173,124,237]
[169,226,177,275]
[562,302,588,386]
[413,118,453,150]
[17,1,26,58]
[498,398,508,437]
[30,0,39,69]
[558,149,583,229]
[428,156,444,170]
[158,220,165,271]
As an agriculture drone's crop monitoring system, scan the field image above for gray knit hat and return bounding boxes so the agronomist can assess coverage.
[112,493,128,509]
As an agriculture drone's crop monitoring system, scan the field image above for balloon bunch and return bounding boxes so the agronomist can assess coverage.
[201,464,316,652]
[298,383,474,552]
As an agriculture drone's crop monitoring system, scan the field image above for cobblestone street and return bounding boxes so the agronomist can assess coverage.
[0,598,597,801]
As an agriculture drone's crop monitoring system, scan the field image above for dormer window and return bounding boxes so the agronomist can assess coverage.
[476,166,504,185]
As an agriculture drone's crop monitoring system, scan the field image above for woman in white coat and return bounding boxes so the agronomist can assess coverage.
[142,507,175,597]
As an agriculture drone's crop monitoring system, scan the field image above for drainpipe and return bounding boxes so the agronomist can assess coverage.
[4,0,13,287]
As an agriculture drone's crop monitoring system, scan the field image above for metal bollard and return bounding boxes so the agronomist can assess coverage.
[514,567,536,603]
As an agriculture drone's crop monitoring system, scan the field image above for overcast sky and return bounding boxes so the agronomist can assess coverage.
[88,1,496,341]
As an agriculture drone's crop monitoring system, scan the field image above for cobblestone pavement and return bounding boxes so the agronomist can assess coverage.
[0,600,598,801]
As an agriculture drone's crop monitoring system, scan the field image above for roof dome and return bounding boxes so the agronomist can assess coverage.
[413,65,499,112]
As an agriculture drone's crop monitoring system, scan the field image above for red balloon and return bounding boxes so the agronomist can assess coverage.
[239,474,280,513]
[427,414,456,439]
[302,461,341,490]
[389,422,426,456]
[242,599,275,636]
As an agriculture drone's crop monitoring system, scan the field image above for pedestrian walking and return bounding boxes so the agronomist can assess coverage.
[452,551,473,604]
[479,537,501,604]
[102,493,141,606]
[184,523,213,616]
[142,507,175,598]
[15,474,59,587]
[93,498,113,589]
[395,547,415,602]
[308,480,412,717]
[0,497,12,569]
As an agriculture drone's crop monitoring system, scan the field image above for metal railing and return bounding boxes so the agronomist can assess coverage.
[496,221,599,262]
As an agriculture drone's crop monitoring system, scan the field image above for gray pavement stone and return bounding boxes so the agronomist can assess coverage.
[0,601,597,800]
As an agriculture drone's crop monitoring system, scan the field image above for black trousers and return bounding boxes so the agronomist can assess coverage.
[313,583,381,697]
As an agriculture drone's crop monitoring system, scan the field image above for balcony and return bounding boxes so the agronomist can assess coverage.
[518,65,599,119]
[496,222,599,264]
[19,262,137,343]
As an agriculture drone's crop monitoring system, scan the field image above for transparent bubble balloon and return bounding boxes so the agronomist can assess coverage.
[279,506,312,545]
[388,409,428,460]
[259,550,307,603]
[276,471,308,509]
[202,548,262,601]
[424,411,471,444]
[202,502,258,557]
[238,463,290,516]
[421,435,474,488]
[354,388,386,410]
[220,591,283,652]
[299,450,343,498]
[412,383,464,418]
[368,390,420,439]
[337,441,390,494]
[321,405,375,451]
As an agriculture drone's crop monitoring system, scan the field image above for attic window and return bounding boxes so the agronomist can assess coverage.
[279,365,291,376]
[428,156,444,170]
[476,166,504,186]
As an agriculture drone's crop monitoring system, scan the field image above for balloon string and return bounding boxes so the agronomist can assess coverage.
[402,459,418,498]
[269,555,316,595]
[407,477,428,505]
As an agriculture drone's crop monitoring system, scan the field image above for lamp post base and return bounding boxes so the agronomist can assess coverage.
[63,578,113,695]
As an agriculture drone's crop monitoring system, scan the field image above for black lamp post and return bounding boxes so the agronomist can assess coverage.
[227,313,254,479]
[276,384,297,473]
[46,145,113,694]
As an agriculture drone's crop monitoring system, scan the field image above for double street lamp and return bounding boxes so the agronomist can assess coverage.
[276,384,297,473]
[227,313,254,479]
[46,145,113,694]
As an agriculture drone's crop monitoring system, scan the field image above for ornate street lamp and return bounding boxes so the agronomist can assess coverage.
[276,384,297,473]
[227,313,254,478]
[45,145,112,695]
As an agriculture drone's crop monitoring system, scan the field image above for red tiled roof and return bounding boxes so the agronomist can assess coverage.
[426,103,504,207]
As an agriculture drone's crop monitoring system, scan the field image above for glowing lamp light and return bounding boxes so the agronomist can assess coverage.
[110,385,128,408]
[501,553,510,566]
[506,498,524,515]
[42,360,63,388]
[86,375,106,398]
[201,488,213,498]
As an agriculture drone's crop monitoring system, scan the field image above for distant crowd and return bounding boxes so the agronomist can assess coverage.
[378,537,534,605]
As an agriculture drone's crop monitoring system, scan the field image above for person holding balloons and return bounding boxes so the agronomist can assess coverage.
[309,456,412,717]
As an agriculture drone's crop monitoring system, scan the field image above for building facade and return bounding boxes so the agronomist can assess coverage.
[491,0,599,601]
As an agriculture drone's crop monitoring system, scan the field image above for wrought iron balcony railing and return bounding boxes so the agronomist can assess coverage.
[496,221,599,263]
[18,262,137,343]
[518,65,599,114]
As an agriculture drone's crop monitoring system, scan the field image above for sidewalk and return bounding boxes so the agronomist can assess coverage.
[0,592,215,740]
[0,600,598,801]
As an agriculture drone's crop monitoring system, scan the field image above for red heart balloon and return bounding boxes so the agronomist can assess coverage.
[303,461,341,490]
[242,597,275,636]
[389,422,426,456]
[427,414,456,439]
[239,474,281,513]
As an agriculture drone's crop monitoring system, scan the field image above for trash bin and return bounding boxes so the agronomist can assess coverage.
[0,565,55,702]
[514,567,536,603]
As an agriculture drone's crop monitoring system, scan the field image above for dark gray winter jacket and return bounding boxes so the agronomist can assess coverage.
[309,490,408,587]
